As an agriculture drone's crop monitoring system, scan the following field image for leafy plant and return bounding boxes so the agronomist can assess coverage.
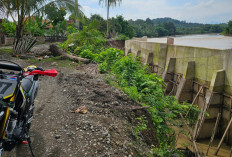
[79,49,96,60]
[65,21,106,54]
[25,16,49,36]
[66,26,78,36]
[96,48,124,71]
[133,116,148,140]
[1,20,16,37]
[91,52,199,156]
[114,34,130,40]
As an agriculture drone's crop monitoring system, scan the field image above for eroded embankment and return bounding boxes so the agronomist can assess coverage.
[4,61,157,157]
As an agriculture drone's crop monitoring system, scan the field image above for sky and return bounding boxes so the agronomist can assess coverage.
[79,0,232,24]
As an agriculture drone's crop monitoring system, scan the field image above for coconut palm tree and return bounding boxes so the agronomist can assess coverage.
[99,0,122,38]
[73,0,85,29]
[0,0,76,54]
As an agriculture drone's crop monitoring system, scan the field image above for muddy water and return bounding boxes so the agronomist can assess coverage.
[197,139,231,157]
[175,126,231,156]
[147,34,232,50]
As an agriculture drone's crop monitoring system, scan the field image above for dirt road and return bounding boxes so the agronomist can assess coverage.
[4,58,156,157]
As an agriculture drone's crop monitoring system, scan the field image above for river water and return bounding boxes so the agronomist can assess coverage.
[147,34,232,50]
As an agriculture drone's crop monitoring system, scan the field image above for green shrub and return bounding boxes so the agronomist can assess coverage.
[79,49,96,60]
[114,34,130,40]
[65,21,106,54]
[25,16,48,37]
[99,61,108,73]
[1,20,16,37]
[97,52,199,156]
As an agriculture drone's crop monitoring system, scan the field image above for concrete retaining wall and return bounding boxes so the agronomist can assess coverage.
[4,36,14,45]
[125,38,232,145]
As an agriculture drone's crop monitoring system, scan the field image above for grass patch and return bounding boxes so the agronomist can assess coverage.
[0,48,13,55]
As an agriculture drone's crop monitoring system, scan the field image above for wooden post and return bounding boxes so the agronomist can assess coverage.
[192,86,203,105]
[179,113,201,157]
[194,92,213,140]
[185,86,203,118]
[206,113,221,156]
[214,117,232,155]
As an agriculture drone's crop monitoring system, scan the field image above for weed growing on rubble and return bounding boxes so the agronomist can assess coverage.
[74,47,199,156]
[133,116,148,140]
[94,49,199,156]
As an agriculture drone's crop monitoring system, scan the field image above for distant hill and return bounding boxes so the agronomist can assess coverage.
[128,17,228,38]
[152,17,226,28]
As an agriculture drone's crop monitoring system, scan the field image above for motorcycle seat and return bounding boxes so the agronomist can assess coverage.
[21,76,33,93]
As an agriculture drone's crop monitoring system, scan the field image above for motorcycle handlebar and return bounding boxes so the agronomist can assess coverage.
[23,69,58,77]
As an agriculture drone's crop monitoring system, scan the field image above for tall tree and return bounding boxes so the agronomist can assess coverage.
[0,0,75,54]
[99,0,122,37]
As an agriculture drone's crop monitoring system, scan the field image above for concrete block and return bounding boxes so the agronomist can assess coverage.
[167,38,174,45]
[136,50,141,57]
[193,83,199,93]
[176,78,186,100]
[210,70,225,92]
[4,36,14,45]
[183,80,193,90]
[198,121,216,139]
[173,74,178,82]
[221,110,231,136]
[147,53,154,65]
[165,58,176,72]
[206,108,220,119]
[211,94,223,105]
[223,96,231,107]
[183,61,195,79]
[179,92,192,102]
[165,82,173,94]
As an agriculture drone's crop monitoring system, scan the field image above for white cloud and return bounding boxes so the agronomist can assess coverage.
[82,6,105,17]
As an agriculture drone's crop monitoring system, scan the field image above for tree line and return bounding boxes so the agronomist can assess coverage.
[129,17,228,37]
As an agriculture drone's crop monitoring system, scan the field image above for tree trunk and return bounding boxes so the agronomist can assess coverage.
[49,44,91,64]
[107,0,109,38]
[13,17,24,55]
[75,0,80,29]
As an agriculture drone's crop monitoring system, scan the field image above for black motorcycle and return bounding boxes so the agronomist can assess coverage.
[0,60,57,156]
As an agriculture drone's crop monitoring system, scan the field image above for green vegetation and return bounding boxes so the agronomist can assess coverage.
[82,47,198,156]
[129,17,227,37]
[132,116,148,140]
[0,0,76,54]
[0,20,16,37]
[25,16,49,37]
[45,3,67,36]
[99,0,122,36]
[59,25,199,155]
[64,21,106,54]
[223,20,232,36]
[25,56,77,67]
[0,48,13,55]
[83,14,135,39]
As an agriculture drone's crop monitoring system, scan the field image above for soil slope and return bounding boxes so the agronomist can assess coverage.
[4,58,157,157]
